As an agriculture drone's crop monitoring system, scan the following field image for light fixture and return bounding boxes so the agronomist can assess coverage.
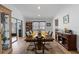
[37,6,40,10]
[38,14,40,17]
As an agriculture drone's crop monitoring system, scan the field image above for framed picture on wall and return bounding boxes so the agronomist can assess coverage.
[46,23,51,26]
[63,14,69,24]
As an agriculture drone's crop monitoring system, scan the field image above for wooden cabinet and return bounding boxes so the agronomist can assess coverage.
[55,32,77,50]
[0,5,12,54]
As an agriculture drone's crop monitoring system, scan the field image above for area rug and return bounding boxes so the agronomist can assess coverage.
[25,42,65,54]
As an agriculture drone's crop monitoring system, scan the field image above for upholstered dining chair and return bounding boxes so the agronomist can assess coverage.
[34,39,45,54]
[50,32,53,37]
[34,33,45,54]
[45,31,53,48]
[26,31,35,51]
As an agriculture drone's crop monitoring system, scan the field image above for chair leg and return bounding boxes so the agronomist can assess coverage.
[34,42,45,54]
[42,43,45,54]
[34,42,37,54]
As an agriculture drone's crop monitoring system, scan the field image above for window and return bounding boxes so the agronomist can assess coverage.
[40,22,46,30]
[32,21,46,31]
[32,22,39,30]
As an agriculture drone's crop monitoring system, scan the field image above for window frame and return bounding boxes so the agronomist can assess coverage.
[32,21,46,31]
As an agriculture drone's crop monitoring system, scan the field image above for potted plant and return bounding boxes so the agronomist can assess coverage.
[2,34,7,43]
[2,35,9,49]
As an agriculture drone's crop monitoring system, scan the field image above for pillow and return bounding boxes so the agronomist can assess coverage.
[32,32,37,38]
[41,31,48,37]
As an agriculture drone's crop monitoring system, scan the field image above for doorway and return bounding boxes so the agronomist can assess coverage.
[17,20,23,38]
[11,17,17,43]
[11,18,23,43]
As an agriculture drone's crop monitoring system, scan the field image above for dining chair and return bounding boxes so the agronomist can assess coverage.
[45,31,53,48]
[34,35,45,54]
[26,31,35,51]
[50,32,53,37]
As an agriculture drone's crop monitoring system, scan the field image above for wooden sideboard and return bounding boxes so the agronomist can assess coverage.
[55,32,77,50]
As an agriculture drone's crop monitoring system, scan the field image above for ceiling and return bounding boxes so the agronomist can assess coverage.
[10,4,69,18]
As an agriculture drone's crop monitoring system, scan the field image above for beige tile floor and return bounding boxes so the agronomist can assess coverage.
[11,37,78,54]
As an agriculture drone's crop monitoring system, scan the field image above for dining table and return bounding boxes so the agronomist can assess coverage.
[25,35,54,42]
[24,32,54,53]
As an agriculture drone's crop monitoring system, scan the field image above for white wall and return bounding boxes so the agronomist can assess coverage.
[53,5,79,51]
[3,4,24,20]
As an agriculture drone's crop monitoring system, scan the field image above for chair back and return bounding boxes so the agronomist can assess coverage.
[48,31,50,35]
[26,31,31,37]
[50,32,53,37]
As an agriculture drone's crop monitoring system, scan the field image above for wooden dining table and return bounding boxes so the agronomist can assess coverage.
[25,35,54,42]
[25,34,54,53]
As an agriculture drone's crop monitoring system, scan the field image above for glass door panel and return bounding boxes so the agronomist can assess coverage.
[1,13,10,50]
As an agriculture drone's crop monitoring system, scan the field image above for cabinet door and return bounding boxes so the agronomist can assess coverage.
[68,35,76,50]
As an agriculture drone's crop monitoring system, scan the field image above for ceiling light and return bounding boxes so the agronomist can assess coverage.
[38,14,40,17]
[37,6,40,10]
